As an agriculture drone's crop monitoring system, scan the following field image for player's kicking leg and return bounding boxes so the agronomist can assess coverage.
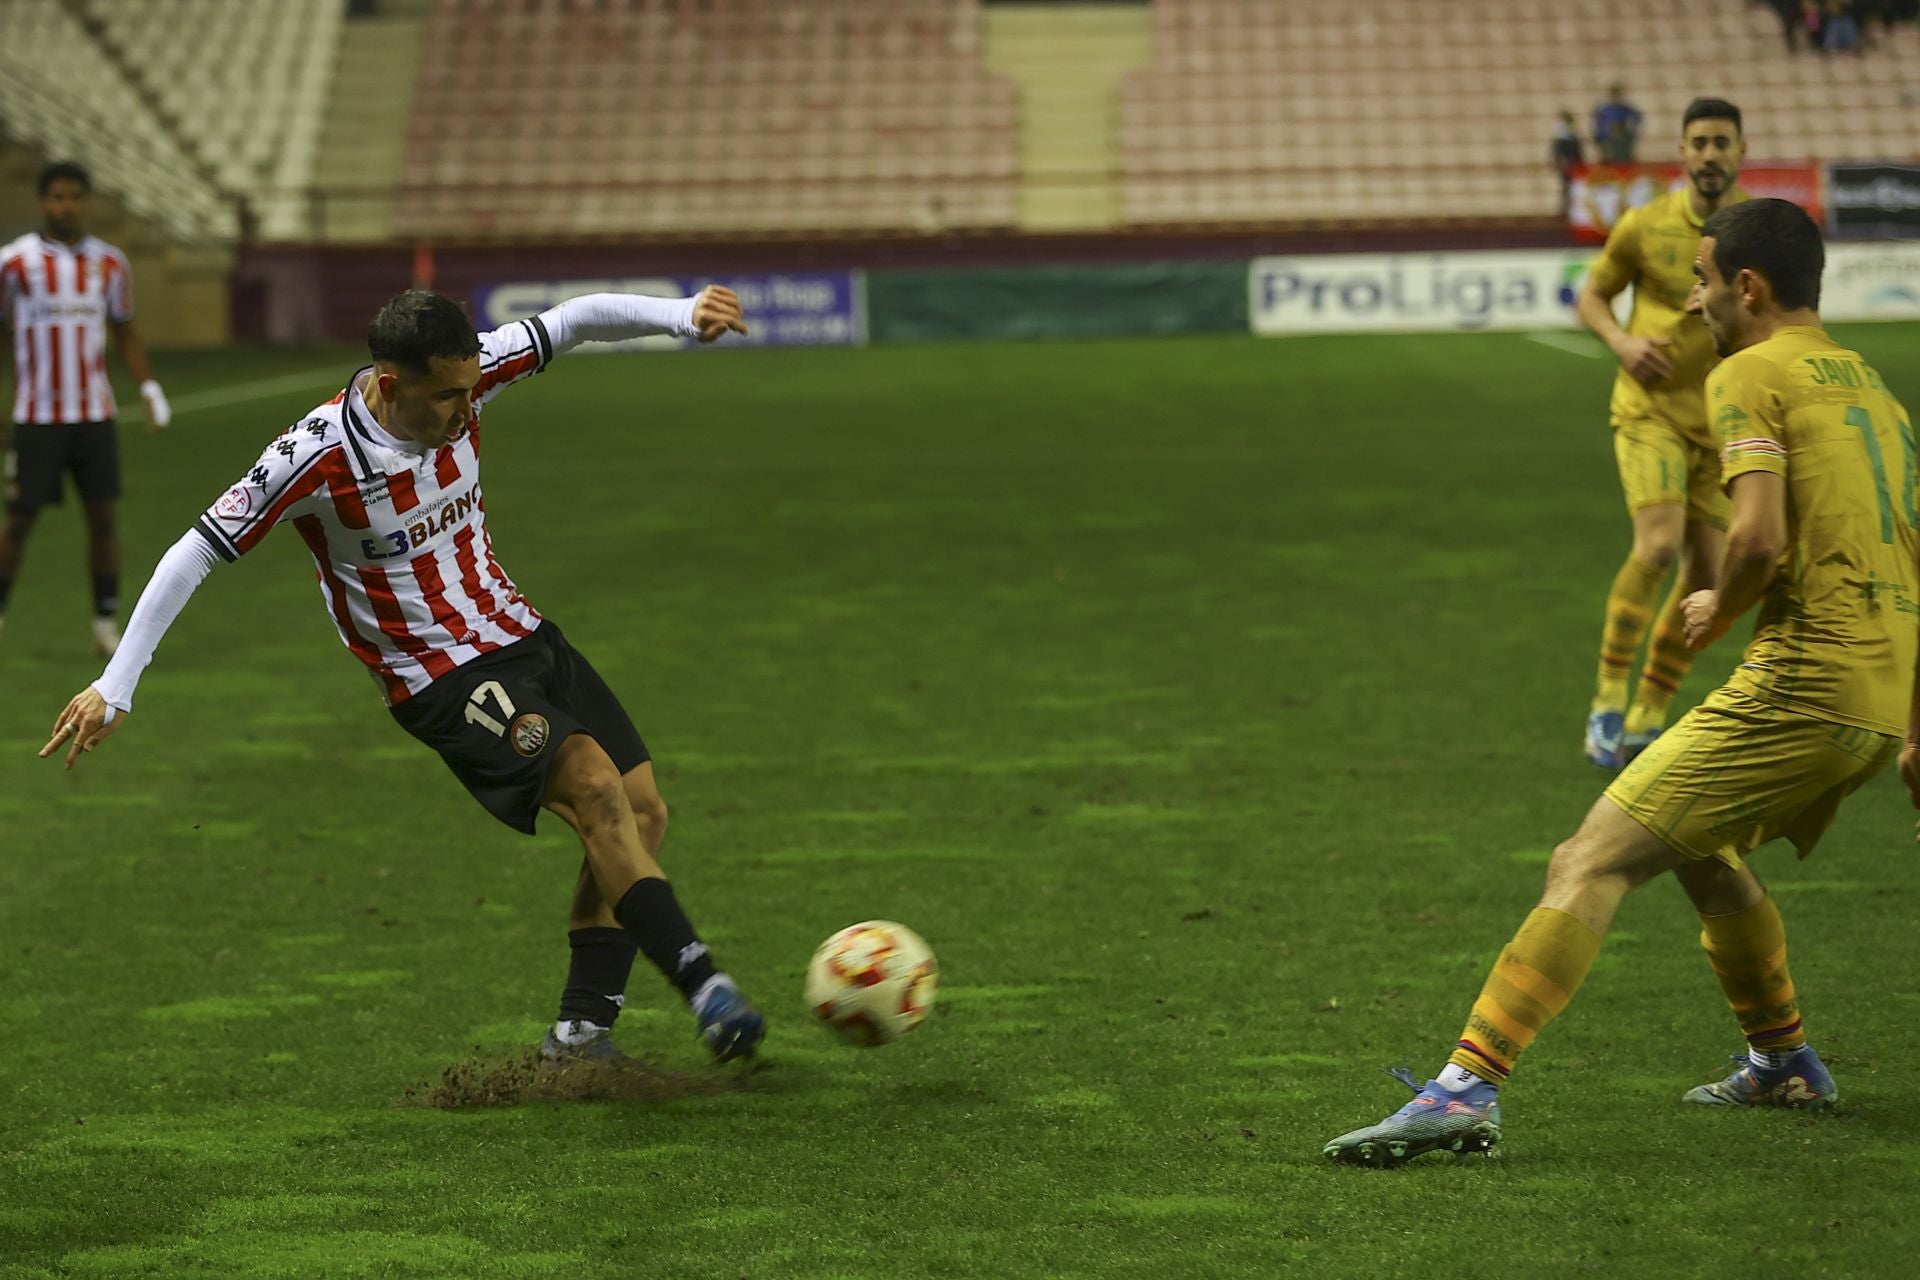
[543,761,674,1064]
[542,738,764,1063]
[1325,797,1679,1166]
[1671,858,1836,1109]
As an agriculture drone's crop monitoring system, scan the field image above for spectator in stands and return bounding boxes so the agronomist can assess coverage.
[1593,86,1643,165]
[1551,111,1586,215]
[1824,0,1862,50]
[1802,0,1827,50]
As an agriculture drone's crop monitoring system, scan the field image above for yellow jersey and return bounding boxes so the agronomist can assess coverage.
[1711,326,1919,736]
[1590,187,1747,446]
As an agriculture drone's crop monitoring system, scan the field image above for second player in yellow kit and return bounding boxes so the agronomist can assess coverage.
[1577,99,1748,769]
[1326,200,1913,1166]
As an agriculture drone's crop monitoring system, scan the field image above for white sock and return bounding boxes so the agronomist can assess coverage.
[555,1019,609,1046]
[1435,1062,1494,1092]
[690,972,736,1011]
[1749,1046,1799,1071]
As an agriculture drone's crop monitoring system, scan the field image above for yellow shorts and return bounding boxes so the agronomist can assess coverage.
[1613,417,1729,530]
[1604,686,1896,867]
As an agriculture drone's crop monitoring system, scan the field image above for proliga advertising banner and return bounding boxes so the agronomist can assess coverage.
[1827,164,1920,240]
[1248,250,1601,335]
[469,273,866,350]
[1566,163,1823,242]
[1248,243,1920,337]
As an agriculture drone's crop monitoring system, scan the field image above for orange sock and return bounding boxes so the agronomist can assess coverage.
[1700,897,1806,1053]
[1627,577,1694,732]
[1595,556,1665,711]
[1450,908,1604,1084]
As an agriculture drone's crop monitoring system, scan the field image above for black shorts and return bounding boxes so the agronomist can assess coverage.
[390,621,650,834]
[5,420,121,515]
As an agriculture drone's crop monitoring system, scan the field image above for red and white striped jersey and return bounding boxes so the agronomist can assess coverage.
[193,317,555,705]
[0,232,134,424]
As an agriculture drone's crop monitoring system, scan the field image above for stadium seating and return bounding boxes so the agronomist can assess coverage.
[82,0,344,240]
[395,0,1020,239]
[1120,0,1920,226]
[0,0,234,240]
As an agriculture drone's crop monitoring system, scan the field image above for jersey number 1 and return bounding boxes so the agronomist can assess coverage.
[1845,406,1918,544]
[464,680,516,737]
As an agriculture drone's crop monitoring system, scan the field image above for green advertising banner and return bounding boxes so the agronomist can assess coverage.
[867,261,1247,344]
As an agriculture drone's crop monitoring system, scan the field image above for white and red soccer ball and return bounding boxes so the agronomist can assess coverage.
[804,920,938,1046]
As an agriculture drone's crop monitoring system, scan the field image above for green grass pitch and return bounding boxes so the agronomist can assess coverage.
[4,326,1920,1277]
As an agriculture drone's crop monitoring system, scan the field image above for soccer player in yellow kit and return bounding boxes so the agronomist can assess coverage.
[1579,99,1748,769]
[1326,199,1915,1166]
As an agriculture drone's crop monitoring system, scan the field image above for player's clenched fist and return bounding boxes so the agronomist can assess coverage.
[39,686,120,770]
[691,285,748,344]
[1681,588,1723,651]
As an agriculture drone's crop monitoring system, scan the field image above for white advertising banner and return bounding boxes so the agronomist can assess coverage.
[1249,250,1602,336]
[1250,243,1920,337]
[1820,241,1920,322]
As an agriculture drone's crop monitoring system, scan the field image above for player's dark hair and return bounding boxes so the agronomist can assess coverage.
[367,289,480,375]
[1703,198,1824,311]
[1682,98,1742,133]
[37,161,91,195]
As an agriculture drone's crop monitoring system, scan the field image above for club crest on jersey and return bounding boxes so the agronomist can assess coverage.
[215,487,252,518]
[510,712,550,758]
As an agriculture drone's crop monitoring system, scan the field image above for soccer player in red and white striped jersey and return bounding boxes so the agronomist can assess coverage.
[0,162,171,656]
[42,285,768,1064]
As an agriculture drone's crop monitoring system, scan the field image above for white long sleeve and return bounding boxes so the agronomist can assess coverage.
[538,292,701,354]
[91,530,222,714]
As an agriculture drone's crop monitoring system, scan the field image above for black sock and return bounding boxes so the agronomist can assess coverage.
[90,573,117,618]
[614,877,718,1002]
[0,575,11,613]
[556,926,638,1028]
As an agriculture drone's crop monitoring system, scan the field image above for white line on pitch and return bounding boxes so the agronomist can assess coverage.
[167,365,344,415]
[1525,331,1607,359]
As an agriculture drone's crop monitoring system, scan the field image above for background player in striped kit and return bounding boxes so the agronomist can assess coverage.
[0,161,171,656]
[39,285,766,1065]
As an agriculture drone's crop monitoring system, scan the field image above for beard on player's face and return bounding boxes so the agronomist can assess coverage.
[1688,161,1733,198]
[1702,293,1741,356]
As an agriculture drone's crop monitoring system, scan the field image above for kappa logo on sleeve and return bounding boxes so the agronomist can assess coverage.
[215,487,253,518]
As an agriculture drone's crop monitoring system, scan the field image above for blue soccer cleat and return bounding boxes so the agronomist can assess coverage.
[539,1020,627,1066]
[1585,708,1625,769]
[1621,723,1663,767]
[1683,1046,1838,1109]
[1324,1067,1502,1168]
[692,975,765,1063]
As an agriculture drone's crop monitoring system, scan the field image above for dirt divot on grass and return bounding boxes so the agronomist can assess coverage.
[406,1051,750,1109]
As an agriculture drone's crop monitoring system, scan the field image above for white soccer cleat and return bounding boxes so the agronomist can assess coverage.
[91,617,121,659]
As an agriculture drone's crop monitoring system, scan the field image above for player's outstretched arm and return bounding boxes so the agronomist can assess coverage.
[39,530,222,769]
[539,286,748,353]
